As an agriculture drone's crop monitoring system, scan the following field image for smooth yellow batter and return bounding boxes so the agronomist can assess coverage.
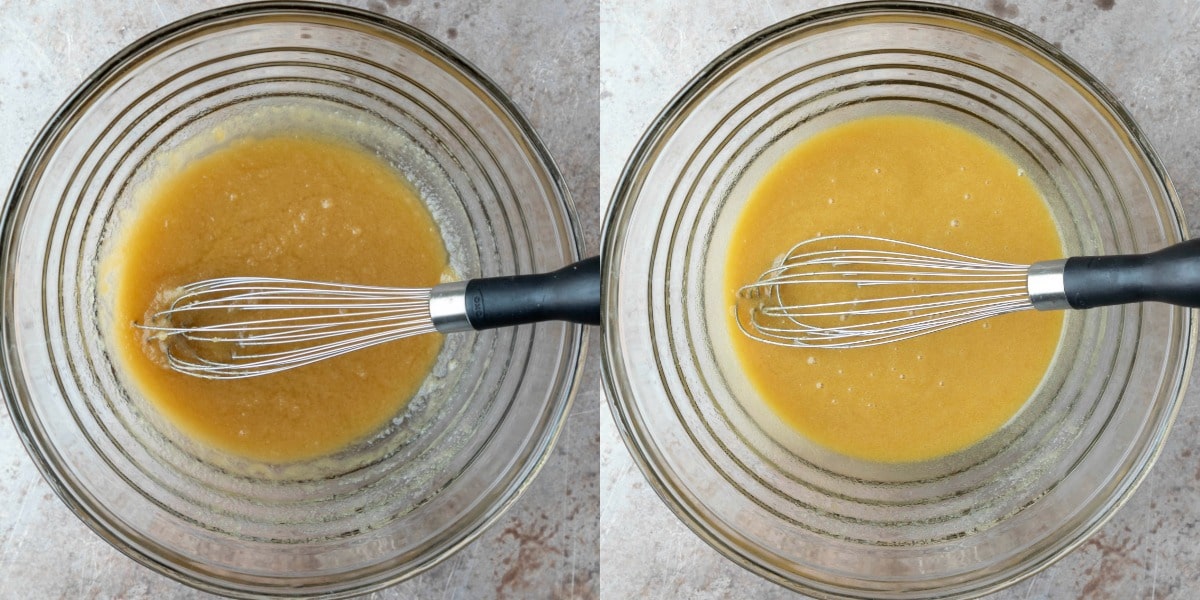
[107,135,447,463]
[726,116,1063,463]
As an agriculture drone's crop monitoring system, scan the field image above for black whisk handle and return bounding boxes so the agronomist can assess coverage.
[463,256,601,329]
[1063,238,1200,309]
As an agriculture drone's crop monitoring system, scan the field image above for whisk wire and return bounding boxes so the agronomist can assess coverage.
[736,235,1037,348]
[138,277,439,379]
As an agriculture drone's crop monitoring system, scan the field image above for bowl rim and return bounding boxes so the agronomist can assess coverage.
[2,1,588,596]
[600,1,1195,597]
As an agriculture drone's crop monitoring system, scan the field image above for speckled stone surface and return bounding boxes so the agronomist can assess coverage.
[8,0,1200,598]
[0,1,597,598]
[600,1,1200,599]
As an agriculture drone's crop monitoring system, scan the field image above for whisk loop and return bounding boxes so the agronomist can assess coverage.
[138,277,438,379]
[735,235,1035,348]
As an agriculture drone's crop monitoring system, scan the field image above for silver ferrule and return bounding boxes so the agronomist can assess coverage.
[1027,259,1069,310]
[428,281,474,333]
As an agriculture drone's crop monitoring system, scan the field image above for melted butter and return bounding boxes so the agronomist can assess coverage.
[106,135,447,463]
[724,115,1064,463]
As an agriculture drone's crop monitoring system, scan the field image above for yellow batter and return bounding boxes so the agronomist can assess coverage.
[106,135,447,463]
[726,116,1063,463]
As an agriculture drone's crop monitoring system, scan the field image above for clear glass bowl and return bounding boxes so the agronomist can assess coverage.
[602,3,1194,598]
[3,3,585,597]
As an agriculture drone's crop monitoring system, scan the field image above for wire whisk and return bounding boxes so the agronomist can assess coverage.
[139,278,440,378]
[136,257,600,379]
[735,234,1200,348]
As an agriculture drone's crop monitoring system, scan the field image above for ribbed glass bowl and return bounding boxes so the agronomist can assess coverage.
[3,3,585,597]
[603,3,1194,598]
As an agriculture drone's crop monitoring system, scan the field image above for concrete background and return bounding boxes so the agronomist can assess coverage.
[600,1,1200,599]
[0,1,598,598]
[5,0,1200,598]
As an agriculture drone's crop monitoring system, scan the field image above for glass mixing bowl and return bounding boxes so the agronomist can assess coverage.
[603,2,1194,598]
[3,3,585,597]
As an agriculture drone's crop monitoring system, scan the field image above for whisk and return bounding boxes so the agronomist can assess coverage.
[136,257,600,379]
[736,235,1200,348]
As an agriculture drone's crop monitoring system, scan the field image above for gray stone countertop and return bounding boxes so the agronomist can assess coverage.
[7,1,1200,599]
[600,1,1200,599]
[0,1,598,599]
